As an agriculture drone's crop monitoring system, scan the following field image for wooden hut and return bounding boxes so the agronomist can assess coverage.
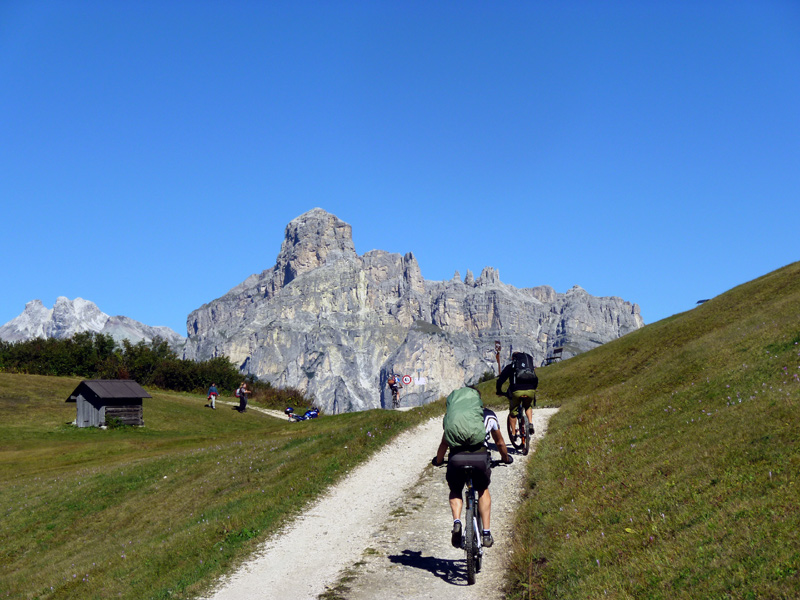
[66,380,151,428]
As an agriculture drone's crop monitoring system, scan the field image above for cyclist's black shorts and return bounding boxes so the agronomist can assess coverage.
[446,448,491,493]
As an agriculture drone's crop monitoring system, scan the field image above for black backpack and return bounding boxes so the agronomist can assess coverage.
[512,352,538,389]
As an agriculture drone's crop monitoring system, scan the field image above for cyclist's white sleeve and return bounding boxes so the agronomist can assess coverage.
[483,410,500,445]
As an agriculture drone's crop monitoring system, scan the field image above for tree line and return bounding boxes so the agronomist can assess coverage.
[0,332,253,395]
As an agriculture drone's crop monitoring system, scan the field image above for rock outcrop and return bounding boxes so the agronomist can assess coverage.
[183,208,643,413]
[0,297,185,349]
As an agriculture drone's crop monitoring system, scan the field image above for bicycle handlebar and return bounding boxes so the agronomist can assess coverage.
[432,457,513,467]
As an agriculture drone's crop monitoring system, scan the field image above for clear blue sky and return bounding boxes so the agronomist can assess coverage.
[2,1,798,336]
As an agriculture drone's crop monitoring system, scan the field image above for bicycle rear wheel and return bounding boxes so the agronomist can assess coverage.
[520,411,530,456]
[506,413,523,451]
[475,512,483,573]
[465,502,477,585]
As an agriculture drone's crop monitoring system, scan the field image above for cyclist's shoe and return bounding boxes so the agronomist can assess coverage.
[528,424,534,435]
[482,532,494,548]
[451,521,462,548]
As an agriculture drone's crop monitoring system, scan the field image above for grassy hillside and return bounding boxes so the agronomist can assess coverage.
[508,261,800,599]
[0,375,444,600]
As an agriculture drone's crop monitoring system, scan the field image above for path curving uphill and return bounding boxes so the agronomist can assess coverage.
[201,408,558,600]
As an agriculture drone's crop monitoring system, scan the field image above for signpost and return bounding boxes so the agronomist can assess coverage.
[494,341,502,375]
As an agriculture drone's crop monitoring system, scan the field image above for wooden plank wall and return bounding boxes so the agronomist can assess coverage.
[105,404,144,426]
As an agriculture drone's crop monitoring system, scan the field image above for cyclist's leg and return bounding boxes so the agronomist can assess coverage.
[507,395,521,437]
[477,487,491,531]
[446,465,467,520]
[446,469,466,548]
[521,395,534,434]
[449,491,463,521]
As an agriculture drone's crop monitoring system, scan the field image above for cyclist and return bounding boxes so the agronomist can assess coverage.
[433,387,512,549]
[387,373,401,407]
[496,352,538,440]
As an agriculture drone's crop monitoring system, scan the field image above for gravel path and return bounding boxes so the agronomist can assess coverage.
[200,407,558,600]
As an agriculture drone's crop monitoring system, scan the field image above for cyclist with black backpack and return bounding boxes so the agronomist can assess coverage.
[496,351,538,441]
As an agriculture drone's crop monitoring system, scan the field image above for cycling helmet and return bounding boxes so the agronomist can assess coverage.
[284,407,294,415]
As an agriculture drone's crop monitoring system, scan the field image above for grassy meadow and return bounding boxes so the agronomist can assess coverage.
[0,374,444,599]
[508,261,800,599]
[3,261,799,600]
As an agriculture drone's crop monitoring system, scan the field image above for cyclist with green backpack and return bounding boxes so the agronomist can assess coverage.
[432,386,512,549]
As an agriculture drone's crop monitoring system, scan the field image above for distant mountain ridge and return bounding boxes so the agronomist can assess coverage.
[0,297,185,349]
[183,208,644,413]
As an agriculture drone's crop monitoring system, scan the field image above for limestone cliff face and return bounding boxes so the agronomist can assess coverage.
[183,208,643,413]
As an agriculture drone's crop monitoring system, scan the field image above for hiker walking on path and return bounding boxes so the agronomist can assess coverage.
[237,382,251,412]
[207,383,218,409]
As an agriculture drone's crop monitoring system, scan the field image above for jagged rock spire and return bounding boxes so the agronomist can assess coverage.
[274,208,357,288]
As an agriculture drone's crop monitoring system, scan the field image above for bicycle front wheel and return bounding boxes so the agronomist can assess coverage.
[465,503,477,585]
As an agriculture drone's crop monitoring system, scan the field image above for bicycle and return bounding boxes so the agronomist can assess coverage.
[433,456,510,585]
[461,464,483,584]
[390,384,402,408]
[505,392,535,456]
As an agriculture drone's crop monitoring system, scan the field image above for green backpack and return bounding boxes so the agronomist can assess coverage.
[443,387,485,449]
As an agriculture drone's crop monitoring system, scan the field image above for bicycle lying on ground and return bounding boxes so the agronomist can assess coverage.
[284,407,319,422]
[433,456,510,585]
[506,392,535,456]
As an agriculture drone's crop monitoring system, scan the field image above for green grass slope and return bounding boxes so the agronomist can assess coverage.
[508,261,800,599]
[0,375,444,600]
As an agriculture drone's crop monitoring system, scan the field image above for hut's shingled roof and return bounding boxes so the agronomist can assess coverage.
[66,379,152,402]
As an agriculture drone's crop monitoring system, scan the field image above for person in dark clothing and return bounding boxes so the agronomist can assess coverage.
[496,352,538,440]
[237,382,251,412]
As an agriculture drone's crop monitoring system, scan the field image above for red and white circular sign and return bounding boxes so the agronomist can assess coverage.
[402,375,412,386]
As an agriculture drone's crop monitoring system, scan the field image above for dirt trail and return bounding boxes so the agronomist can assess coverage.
[200,408,558,600]
[211,400,291,421]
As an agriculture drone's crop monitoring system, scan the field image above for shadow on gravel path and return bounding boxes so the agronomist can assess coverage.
[387,550,465,586]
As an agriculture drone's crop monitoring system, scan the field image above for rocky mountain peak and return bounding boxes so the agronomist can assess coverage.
[477,266,500,286]
[184,209,645,414]
[50,296,109,337]
[0,297,185,348]
[276,208,357,287]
